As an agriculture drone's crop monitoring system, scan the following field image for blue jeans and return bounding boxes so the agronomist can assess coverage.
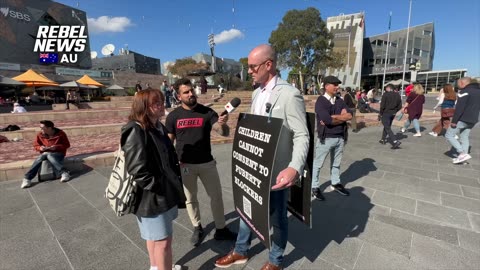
[445,121,473,154]
[234,189,288,266]
[403,118,420,133]
[24,152,65,180]
[312,137,344,188]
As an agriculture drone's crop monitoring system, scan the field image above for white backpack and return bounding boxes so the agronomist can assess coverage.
[105,145,137,216]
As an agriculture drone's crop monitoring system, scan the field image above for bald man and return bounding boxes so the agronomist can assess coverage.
[215,44,309,270]
[445,77,480,163]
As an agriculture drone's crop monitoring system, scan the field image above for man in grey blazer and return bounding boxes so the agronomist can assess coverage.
[215,44,309,270]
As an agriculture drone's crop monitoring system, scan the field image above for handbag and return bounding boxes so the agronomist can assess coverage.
[105,122,143,216]
[396,111,404,121]
[105,145,138,216]
[441,108,455,118]
[404,94,420,114]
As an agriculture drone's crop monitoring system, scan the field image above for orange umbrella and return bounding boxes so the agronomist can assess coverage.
[12,69,59,102]
[12,69,59,87]
[76,75,103,101]
[76,75,104,87]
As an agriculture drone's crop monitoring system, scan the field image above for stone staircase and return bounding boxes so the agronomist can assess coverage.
[0,91,441,181]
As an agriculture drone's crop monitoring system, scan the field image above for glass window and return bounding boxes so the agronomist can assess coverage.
[423,30,432,36]
[413,48,421,56]
[420,50,429,57]
[390,42,397,47]
[375,59,382,64]
[389,58,396,64]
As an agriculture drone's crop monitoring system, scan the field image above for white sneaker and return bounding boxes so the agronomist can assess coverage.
[21,178,31,189]
[401,128,406,133]
[455,134,459,140]
[60,172,70,182]
[453,153,472,164]
[413,133,422,137]
[429,131,438,137]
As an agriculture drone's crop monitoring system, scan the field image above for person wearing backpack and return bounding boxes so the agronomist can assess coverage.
[121,89,186,270]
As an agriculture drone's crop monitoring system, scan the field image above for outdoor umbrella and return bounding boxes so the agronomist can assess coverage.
[0,75,25,86]
[106,84,124,90]
[59,81,88,88]
[76,75,104,100]
[12,69,59,102]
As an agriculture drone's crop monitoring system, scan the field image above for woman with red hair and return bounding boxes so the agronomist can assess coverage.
[121,89,186,270]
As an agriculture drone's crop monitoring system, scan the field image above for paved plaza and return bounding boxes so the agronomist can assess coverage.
[1,124,479,270]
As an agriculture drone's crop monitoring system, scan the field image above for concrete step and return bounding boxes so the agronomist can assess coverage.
[0,109,130,126]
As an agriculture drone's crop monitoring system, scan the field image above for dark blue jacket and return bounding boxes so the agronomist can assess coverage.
[452,83,480,125]
[315,95,351,140]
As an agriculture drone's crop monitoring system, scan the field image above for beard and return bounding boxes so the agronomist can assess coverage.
[184,96,197,107]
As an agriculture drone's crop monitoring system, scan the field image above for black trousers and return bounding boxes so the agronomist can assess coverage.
[381,113,397,145]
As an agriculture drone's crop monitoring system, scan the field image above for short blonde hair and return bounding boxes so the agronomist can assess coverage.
[414,84,424,95]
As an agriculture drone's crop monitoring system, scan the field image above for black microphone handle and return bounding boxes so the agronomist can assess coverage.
[220,110,228,116]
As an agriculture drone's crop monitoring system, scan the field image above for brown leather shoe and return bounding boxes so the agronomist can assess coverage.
[260,262,283,270]
[214,251,248,268]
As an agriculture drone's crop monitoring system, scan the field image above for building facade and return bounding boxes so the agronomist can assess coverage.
[91,50,161,75]
[361,22,435,89]
[325,13,365,88]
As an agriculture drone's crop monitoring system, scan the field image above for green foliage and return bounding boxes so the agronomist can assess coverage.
[126,87,136,96]
[167,58,208,77]
[269,7,342,90]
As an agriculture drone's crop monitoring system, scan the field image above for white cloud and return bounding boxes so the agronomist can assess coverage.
[214,28,244,44]
[87,16,133,34]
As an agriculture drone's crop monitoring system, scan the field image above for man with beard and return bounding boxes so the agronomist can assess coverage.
[166,78,236,247]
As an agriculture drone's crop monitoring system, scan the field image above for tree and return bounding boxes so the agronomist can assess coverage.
[269,7,341,92]
[167,58,208,77]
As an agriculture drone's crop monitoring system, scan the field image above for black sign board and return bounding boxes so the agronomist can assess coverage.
[232,113,284,249]
[287,112,315,227]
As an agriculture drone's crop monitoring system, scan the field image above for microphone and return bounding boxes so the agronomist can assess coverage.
[265,102,272,113]
[221,97,241,116]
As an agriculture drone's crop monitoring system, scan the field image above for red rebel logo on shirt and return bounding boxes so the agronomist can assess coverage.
[176,118,204,128]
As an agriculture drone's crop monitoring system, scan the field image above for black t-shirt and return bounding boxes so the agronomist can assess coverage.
[165,104,218,164]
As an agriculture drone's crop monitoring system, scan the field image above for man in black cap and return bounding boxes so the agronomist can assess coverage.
[311,76,352,200]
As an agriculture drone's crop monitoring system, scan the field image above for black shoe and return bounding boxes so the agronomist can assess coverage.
[330,184,350,196]
[391,141,401,149]
[191,225,205,247]
[214,227,237,241]
[352,129,358,133]
[312,188,325,201]
[378,139,386,145]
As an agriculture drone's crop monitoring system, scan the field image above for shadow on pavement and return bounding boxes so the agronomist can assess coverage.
[285,186,372,268]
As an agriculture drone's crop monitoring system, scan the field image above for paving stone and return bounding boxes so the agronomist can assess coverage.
[361,176,398,193]
[374,212,459,246]
[439,173,480,188]
[354,243,425,270]
[441,193,480,214]
[319,237,364,270]
[457,229,480,254]
[383,172,420,187]
[417,178,462,196]
[395,183,441,204]
[468,213,480,232]
[416,201,472,229]
[371,190,416,214]
[410,233,480,269]
[356,219,412,256]
[407,168,439,181]
[461,185,480,200]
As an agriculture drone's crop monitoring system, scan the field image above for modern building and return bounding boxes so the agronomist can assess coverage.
[191,53,243,76]
[325,12,366,88]
[362,22,435,89]
[91,50,161,75]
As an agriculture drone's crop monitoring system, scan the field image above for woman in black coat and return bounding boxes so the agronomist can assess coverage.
[122,89,186,270]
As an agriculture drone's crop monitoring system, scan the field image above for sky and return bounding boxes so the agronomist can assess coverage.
[57,0,480,77]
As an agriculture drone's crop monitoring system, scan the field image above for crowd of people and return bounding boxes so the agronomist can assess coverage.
[11,42,479,269]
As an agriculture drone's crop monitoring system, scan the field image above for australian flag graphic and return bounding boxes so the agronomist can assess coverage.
[39,53,58,64]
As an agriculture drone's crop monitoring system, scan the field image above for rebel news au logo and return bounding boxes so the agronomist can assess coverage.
[33,25,87,64]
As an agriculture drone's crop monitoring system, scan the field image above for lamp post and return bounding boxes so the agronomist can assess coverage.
[401,0,413,93]
[208,33,216,72]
